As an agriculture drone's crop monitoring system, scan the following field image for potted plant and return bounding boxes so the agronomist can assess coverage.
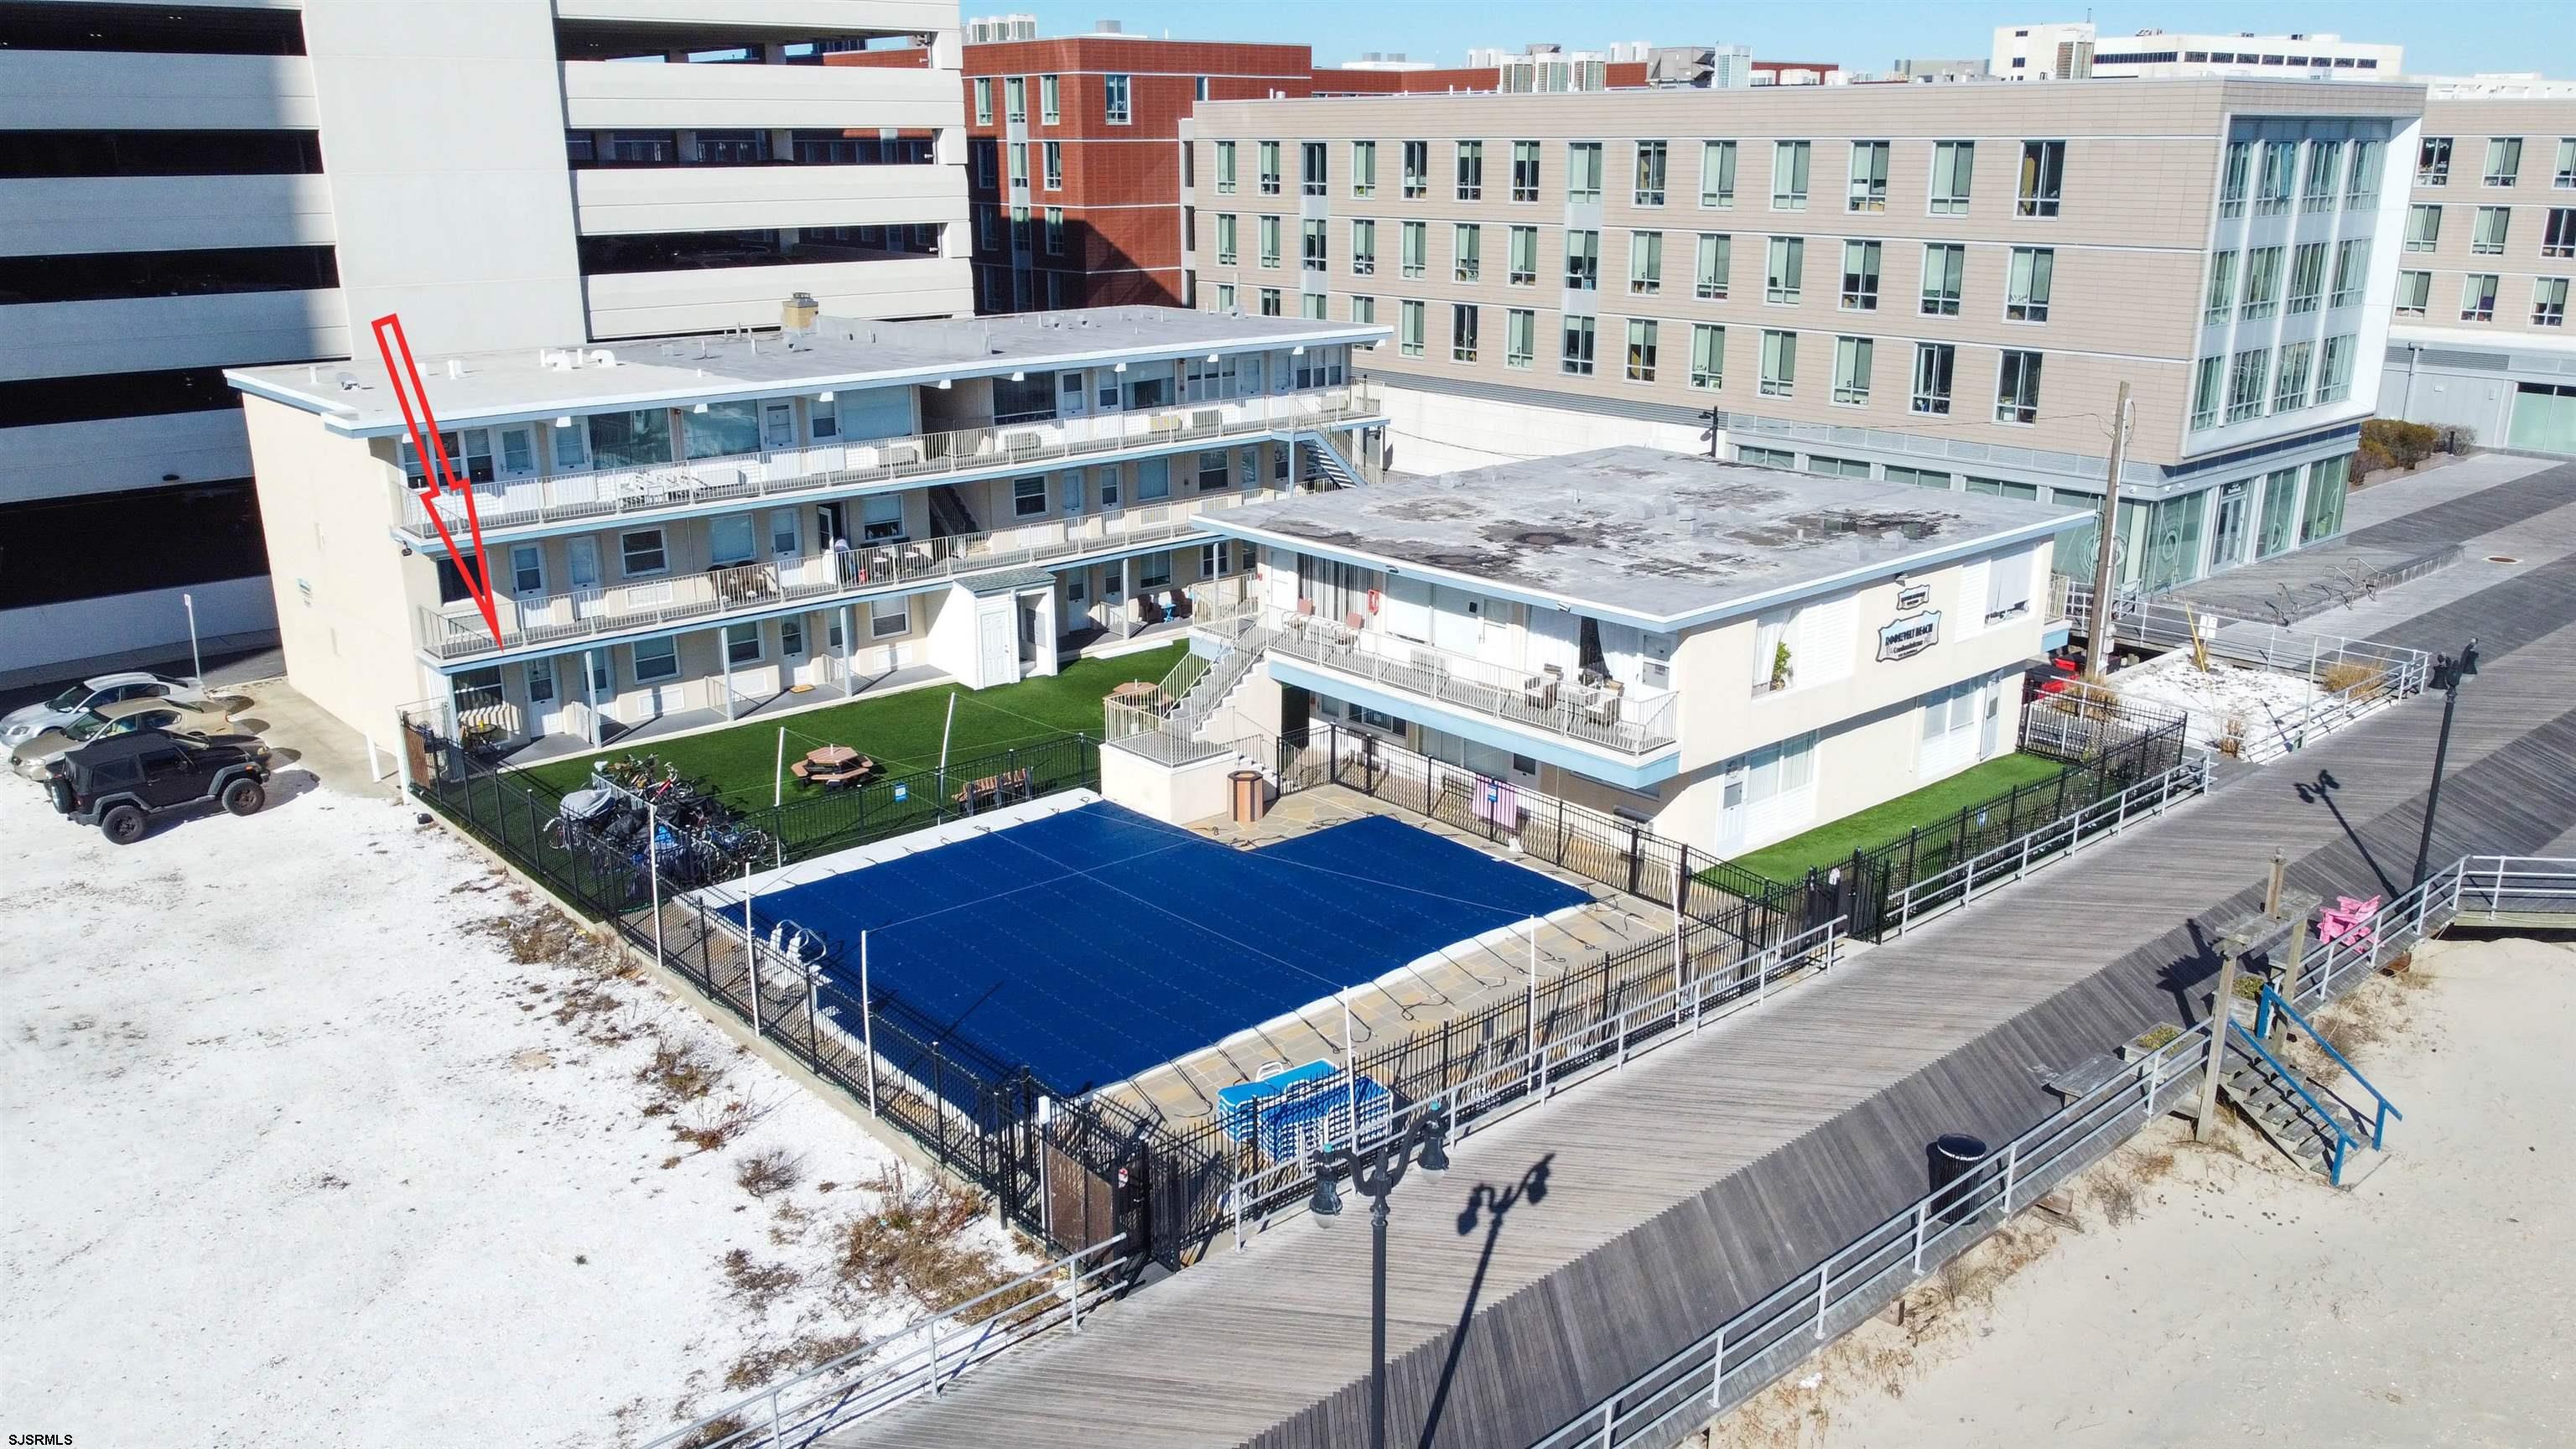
[1768,641,1794,693]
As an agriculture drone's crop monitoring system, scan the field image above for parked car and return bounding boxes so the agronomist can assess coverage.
[12,697,247,780]
[44,729,273,844]
[2,672,215,747]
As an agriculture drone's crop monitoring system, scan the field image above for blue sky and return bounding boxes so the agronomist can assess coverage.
[1005,1,2573,79]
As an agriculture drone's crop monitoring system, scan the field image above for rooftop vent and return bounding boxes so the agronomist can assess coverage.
[1093,18,1124,34]
[335,371,361,391]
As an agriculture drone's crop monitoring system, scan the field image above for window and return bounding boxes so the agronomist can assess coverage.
[1994,350,2043,423]
[1304,217,1327,271]
[1840,240,1879,310]
[1508,225,1537,284]
[1623,319,1659,382]
[2301,139,2341,211]
[1886,465,1950,490]
[973,77,992,125]
[1565,228,1598,289]
[1920,242,1964,315]
[1690,325,1723,389]
[1453,304,1481,362]
[2418,136,2452,185]
[2330,239,2370,306]
[2461,273,2499,322]
[860,493,905,543]
[1041,74,1059,124]
[1302,141,1327,196]
[2319,335,2355,402]
[2240,245,2283,319]
[2303,456,2350,543]
[2273,340,2314,412]
[2218,140,2251,216]
[2285,242,2327,314]
[1259,141,1281,195]
[1351,293,1375,329]
[1846,140,1888,212]
[1506,308,1535,368]
[1567,142,1603,202]
[1921,681,1980,746]
[2536,277,2569,327]
[1215,213,1238,266]
[2545,208,2576,257]
[1259,287,1281,316]
[808,397,836,442]
[1929,140,1974,216]
[2485,136,2523,187]
[1700,139,1736,208]
[2395,269,2432,317]
[1402,139,1428,199]
[1006,143,1029,190]
[1013,475,1047,517]
[1136,456,1173,501]
[1214,141,1237,195]
[2345,138,2382,209]
[589,409,672,470]
[620,528,667,576]
[1759,330,1796,396]
[1042,141,1062,190]
[2005,247,2053,321]
[2558,137,2576,188]
[1832,335,1872,405]
[1351,140,1376,197]
[1096,465,1120,508]
[1349,217,1374,274]
[1004,75,1026,123]
[2405,203,2442,252]
[1628,231,1662,293]
[1737,444,1794,468]
[1455,140,1483,200]
[1196,452,1228,492]
[1633,140,1668,205]
[1764,236,1803,303]
[1045,207,1065,256]
[1063,470,1086,513]
[870,598,907,639]
[1259,215,1280,268]
[2255,140,2295,215]
[1695,232,1731,299]
[1771,140,1810,209]
[1400,299,1425,356]
[1196,77,1209,102]
[1103,74,1130,124]
[1402,221,1427,278]
[2225,349,2270,422]
[2472,205,2510,255]
[1738,733,1817,802]
[2017,140,2064,216]
[2189,355,2224,429]
[1511,140,1540,201]
[1911,342,1954,414]
[1197,542,1233,579]
[1455,223,1482,281]
[724,622,761,667]
[1561,316,1597,376]
[633,636,678,683]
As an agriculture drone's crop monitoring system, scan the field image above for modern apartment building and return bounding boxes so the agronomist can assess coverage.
[0,0,969,682]
[1187,78,2421,598]
[2378,88,2576,454]
[1185,447,2081,853]
[224,305,1385,748]
[1991,23,2401,81]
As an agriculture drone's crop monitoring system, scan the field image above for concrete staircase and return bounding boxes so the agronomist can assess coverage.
[1167,625,1277,739]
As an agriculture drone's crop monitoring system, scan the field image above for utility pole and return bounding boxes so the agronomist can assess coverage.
[2083,381,2133,683]
[1701,406,1722,460]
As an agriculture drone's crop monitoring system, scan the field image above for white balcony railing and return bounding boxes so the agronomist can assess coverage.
[418,496,1258,662]
[397,384,1381,541]
[1262,607,1680,757]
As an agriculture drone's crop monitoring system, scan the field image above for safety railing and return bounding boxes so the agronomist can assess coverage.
[641,1235,1131,1449]
[2292,854,2576,1012]
[2236,651,2423,762]
[398,383,1383,540]
[2251,983,2401,1156]
[1265,610,1680,757]
[2454,855,2576,922]
[1883,750,2215,937]
[1530,1019,2216,1449]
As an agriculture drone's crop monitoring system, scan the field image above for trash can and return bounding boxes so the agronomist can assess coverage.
[1927,1133,1989,1225]
[1230,769,1267,823]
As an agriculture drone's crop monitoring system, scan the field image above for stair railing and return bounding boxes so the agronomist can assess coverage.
[2223,1019,2362,1186]
[2252,983,2402,1150]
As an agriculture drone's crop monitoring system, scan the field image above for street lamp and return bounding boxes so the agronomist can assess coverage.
[1309,1101,1452,1449]
[2409,638,2480,888]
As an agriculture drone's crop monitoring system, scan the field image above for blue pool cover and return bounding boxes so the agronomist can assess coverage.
[747,801,1592,1094]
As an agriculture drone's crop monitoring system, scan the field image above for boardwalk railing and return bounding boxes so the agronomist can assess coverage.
[641,1235,1132,1449]
[2290,854,2576,1012]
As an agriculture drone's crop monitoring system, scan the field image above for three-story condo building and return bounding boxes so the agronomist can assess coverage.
[1186,77,2423,600]
[1190,446,2085,854]
[226,304,1387,750]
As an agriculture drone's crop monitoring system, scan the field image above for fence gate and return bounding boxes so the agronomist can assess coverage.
[1043,1139,1119,1254]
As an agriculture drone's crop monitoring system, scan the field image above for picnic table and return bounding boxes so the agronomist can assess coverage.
[791,745,877,789]
[1108,681,1163,711]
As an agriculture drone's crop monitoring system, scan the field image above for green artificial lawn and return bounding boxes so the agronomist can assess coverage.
[1724,751,2068,882]
[515,642,1186,803]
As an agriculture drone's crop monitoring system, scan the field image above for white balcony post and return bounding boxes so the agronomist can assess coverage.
[719,626,737,721]
[843,603,859,696]
[584,647,602,746]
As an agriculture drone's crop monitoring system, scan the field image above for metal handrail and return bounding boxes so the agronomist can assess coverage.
[400,383,1384,540]
[2253,983,2402,1148]
[1887,752,2214,935]
[2223,1018,2361,1185]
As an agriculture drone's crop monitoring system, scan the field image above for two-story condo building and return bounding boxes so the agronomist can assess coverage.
[1190,446,2085,854]
[225,304,1387,750]
[1185,77,2422,600]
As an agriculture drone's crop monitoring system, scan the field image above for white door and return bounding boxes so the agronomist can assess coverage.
[977,605,1015,685]
[510,544,553,628]
[565,537,603,619]
[1430,585,1479,656]
[1979,681,2003,758]
[1716,772,1748,853]
[527,657,569,735]
[496,425,538,480]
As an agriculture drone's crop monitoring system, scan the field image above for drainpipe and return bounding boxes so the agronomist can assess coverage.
[2402,342,2421,418]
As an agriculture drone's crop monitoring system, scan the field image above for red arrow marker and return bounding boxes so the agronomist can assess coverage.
[371,314,506,649]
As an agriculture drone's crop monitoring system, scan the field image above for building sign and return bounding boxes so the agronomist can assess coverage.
[1877,610,1941,661]
[1895,583,1931,612]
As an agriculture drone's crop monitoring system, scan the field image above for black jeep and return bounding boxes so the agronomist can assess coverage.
[45,728,273,844]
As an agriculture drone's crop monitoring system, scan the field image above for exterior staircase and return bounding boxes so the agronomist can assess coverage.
[925,483,981,538]
[2217,997,2401,1187]
[1299,431,1368,491]
[1167,623,1277,739]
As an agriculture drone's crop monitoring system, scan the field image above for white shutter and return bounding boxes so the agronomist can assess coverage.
[1797,596,1857,684]
[1384,574,1432,640]
[1955,560,1990,634]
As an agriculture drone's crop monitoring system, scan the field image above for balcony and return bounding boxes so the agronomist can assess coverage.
[1262,609,1680,761]
[418,496,1255,663]
[397,384,1383,546]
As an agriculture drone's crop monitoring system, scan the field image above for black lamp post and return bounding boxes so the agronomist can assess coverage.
[1310,1102,1452,1449]
[2409,637,2480,889]
[1701,406,1723,460]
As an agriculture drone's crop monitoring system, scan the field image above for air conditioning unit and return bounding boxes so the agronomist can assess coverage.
[1149,413,1183,433]
[1002,430,1043,451]
[1191,409,1223,430]
[883,440,925,466]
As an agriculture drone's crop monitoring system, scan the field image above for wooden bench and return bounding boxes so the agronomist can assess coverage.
[953,766,1032,811]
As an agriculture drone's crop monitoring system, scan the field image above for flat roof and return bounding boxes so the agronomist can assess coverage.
[1205,446,2088,630]
[225,306,1384,438]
